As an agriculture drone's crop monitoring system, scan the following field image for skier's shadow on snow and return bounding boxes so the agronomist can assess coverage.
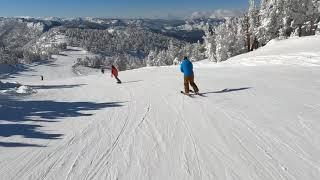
[0,84,86,91]
[0,141,45,147]
[64,48,82,52]
[0,96,126,147]
[30,84,87,90]
[201,87,252,95]
[121,80,143,84]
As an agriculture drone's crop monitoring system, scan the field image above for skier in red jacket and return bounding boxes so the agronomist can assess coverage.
[111,65,122,84]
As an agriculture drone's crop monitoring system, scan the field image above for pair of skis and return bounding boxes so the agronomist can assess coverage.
[180,90,204,97]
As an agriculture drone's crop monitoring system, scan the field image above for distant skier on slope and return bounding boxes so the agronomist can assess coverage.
[111,65,122,84]
[180,57,199,95]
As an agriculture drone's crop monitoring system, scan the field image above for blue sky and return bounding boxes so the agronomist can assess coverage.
[0,0,250,19]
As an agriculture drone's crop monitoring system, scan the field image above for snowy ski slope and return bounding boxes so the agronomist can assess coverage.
[1,36,320,180]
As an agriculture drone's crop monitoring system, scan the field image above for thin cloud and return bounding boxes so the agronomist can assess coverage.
[190,9,244,19]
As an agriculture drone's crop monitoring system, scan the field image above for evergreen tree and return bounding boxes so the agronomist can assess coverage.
[257,0,283,45]
[248,0,259,46]
[203,24,217,62]
[316,22,320,35]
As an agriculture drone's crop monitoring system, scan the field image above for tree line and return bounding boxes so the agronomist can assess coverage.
[204,0,320,62]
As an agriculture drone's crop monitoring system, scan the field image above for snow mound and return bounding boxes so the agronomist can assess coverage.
[16,85,37,94]
[0,81,36,95]
[193,36,320,68]
[225,36,320,66]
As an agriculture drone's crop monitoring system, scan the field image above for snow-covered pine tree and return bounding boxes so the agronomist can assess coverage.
[248,0,260,49]
[190,41,205,62]
[257,0,283,45]
[273,0,320,38]
[173,57,180,65]
[114,54,127,71]
[284,0,306,37]
[215,18,236,61]
[307,0,320,35]
[234,18,247,55]
[146,50,157,67]
[203,24,217,62]
[214,16,248,62]
[166,40,179,65]
[315,21,320,35]
[182,43,192,61]
[155,50,167,66]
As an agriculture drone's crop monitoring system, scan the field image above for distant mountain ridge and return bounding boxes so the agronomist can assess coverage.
[0,17,224,42]
[0,17,224,67]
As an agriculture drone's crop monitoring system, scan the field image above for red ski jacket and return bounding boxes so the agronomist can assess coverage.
[111,67,118,77]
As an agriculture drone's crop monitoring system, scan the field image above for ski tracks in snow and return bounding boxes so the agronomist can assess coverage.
[179,95,203,179]
[2,57,320,180]
[86,86,134,179]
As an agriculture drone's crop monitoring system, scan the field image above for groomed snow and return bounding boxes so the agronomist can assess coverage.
[1,36,320,180]
[225,36,320,67]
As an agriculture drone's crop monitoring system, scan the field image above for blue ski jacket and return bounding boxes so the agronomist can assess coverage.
[180,58,194,77]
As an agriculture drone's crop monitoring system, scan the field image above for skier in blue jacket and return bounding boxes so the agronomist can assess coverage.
[180,57,199,95]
